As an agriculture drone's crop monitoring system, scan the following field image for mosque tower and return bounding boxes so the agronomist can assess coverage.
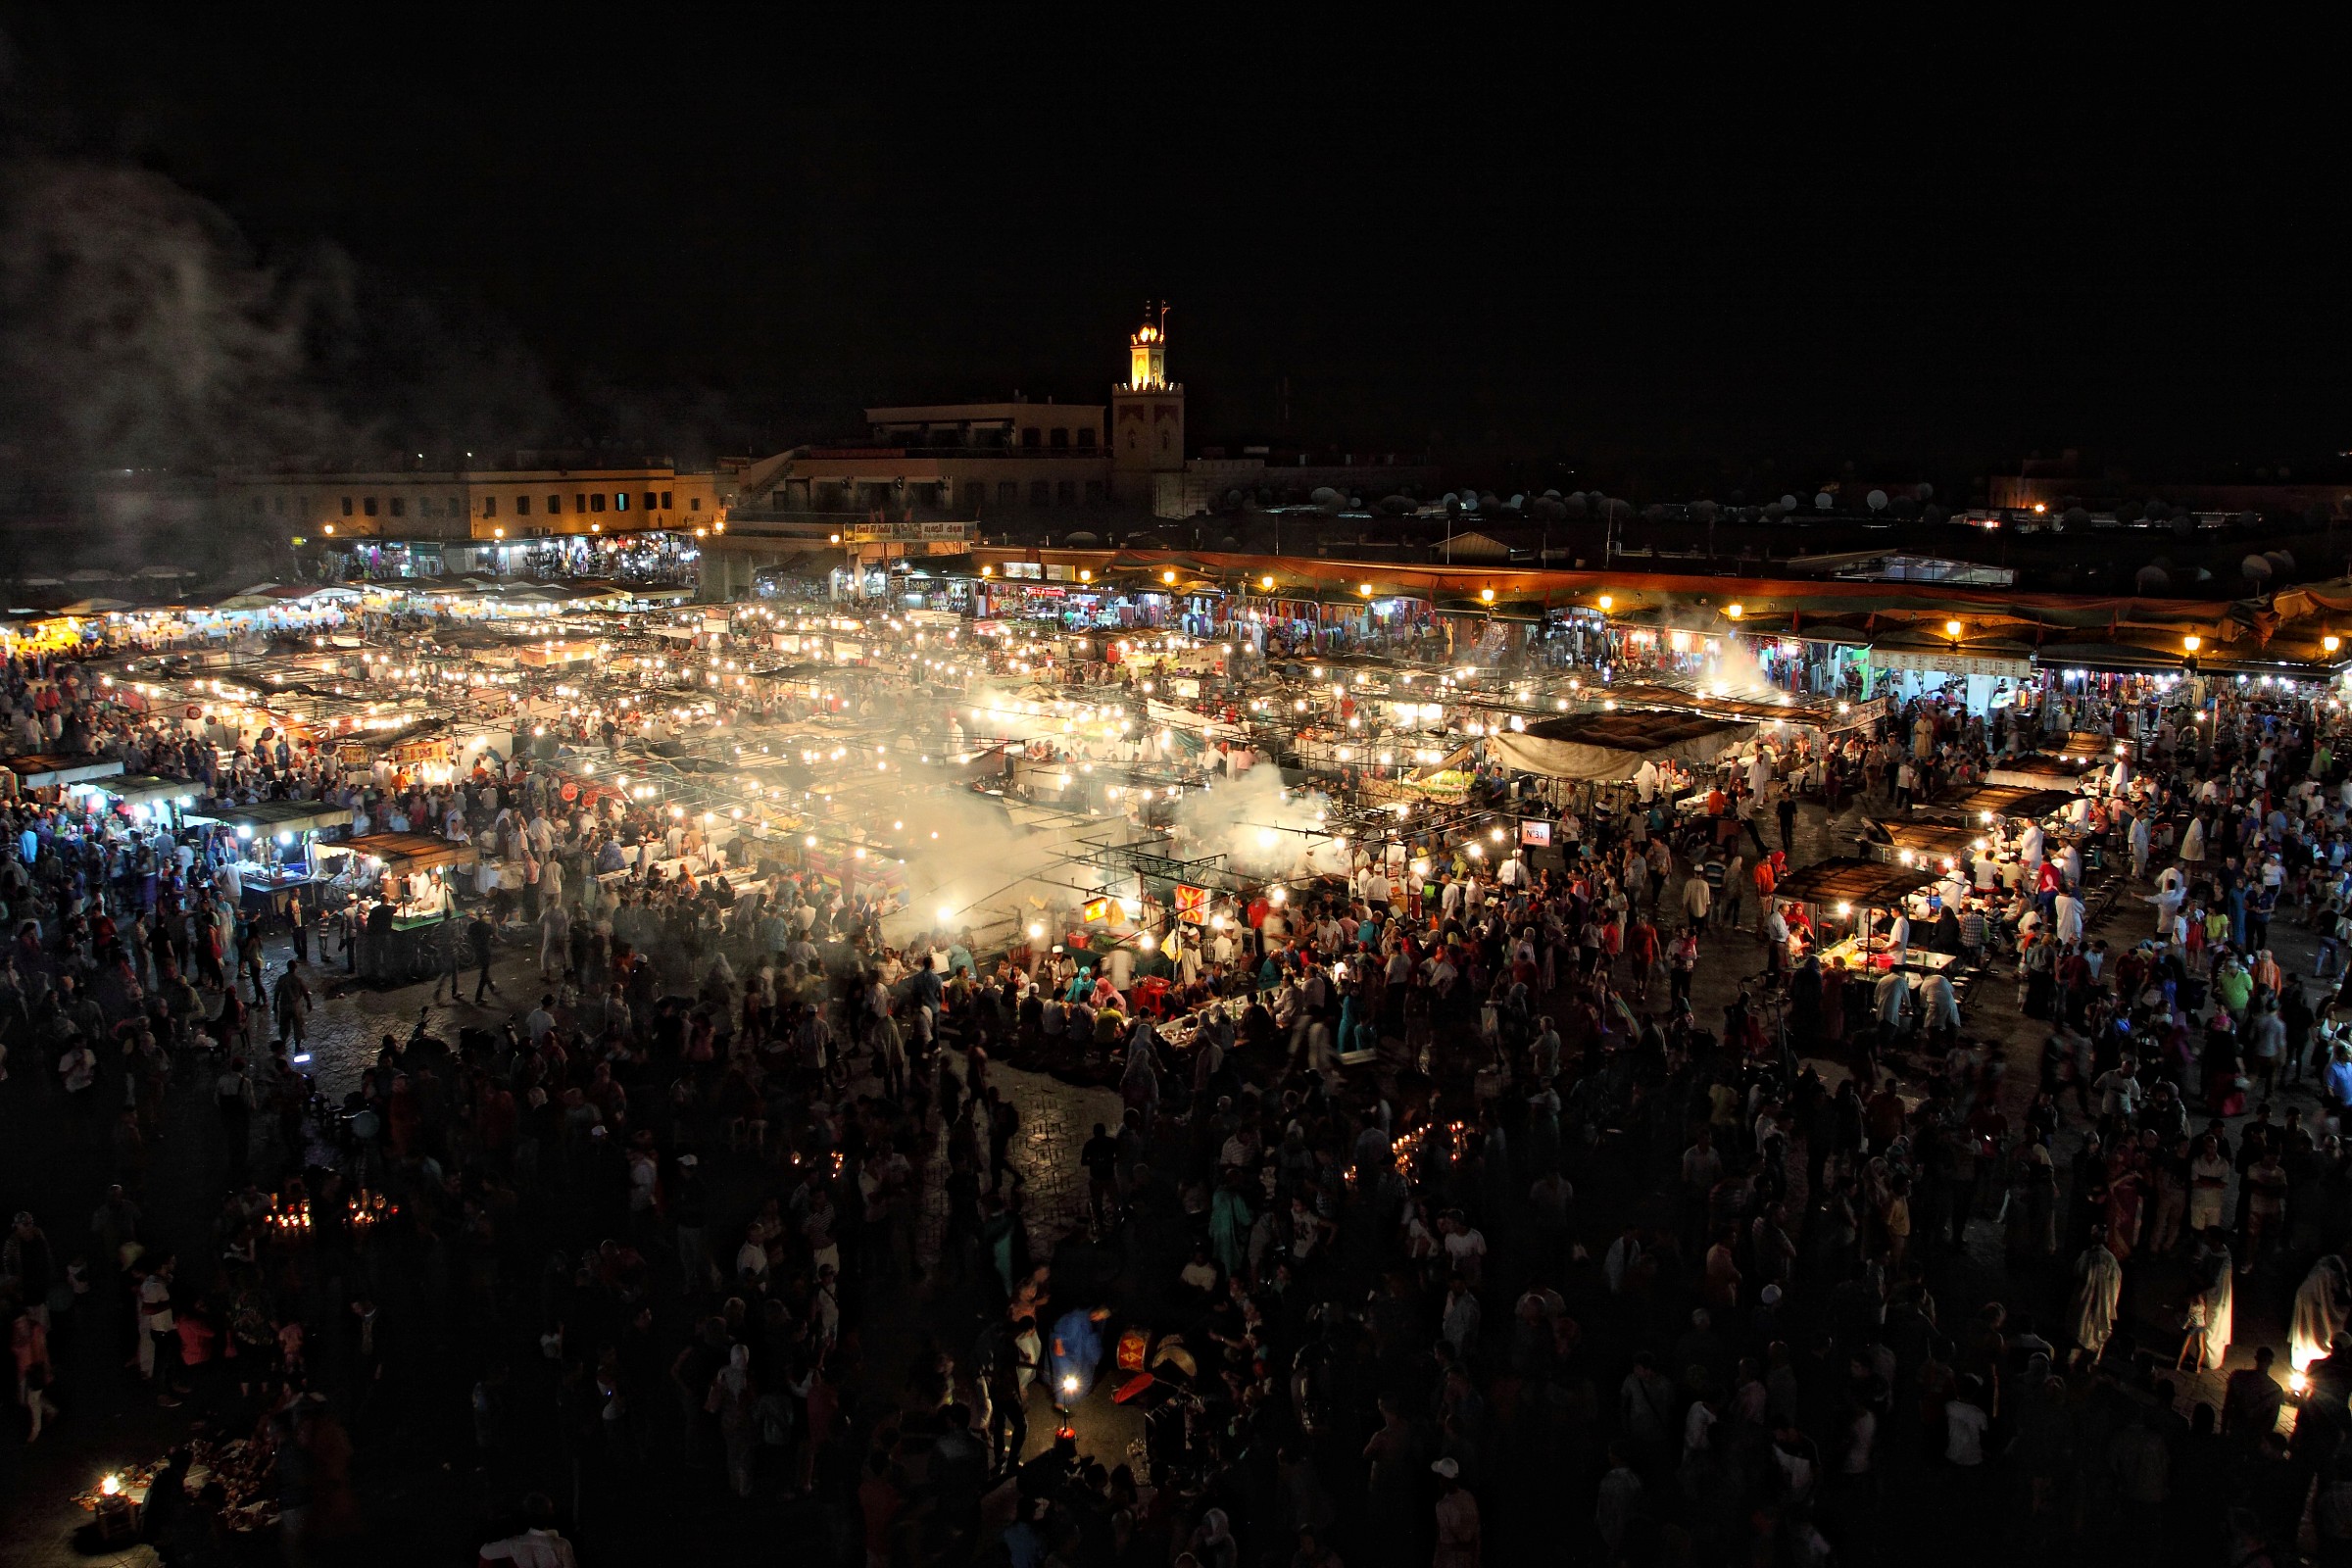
[1110,302,1184,504]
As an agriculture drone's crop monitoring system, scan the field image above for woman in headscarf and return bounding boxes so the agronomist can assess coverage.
[1190,1508,1239,1568]
[1120,1036,1160,1127]
[2292,1253,2352,1372]
[1207,1171,1252,1281]
[2067,1226,2123,1364]
[1819,956,1847,1049]
[2187,1227,2235,1372]
[1048,1304,1108,1411]
[712,1344,758,1496]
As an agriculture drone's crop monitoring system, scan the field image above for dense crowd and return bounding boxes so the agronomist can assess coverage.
[8,631,2352,1568]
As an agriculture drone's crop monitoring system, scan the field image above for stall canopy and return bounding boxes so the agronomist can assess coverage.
[1984,753,2109,790]
[1854,816,1982,868]
[4,754,124,789]
[185,800,356,836]
[86,773,198,808]
[1599,684,1830,726]
[1773,858,1935,911]
[1915,785,2080,827]
[1486,711,1752,783]
[342,832,474,871]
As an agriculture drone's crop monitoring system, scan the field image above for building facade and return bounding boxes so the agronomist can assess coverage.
[216,464,731,542]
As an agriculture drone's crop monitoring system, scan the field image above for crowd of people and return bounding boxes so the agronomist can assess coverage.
[10,621,2352,1568]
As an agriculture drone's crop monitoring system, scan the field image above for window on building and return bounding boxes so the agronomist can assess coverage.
[547,495,562,514]
[1076,428,1096,449]
[272,495,285,515]
[449,495,461,515]
[342,497,355,517]
[614,492,629,512]
[998,482,1018,509]
[1084,480,1103,505]
[1021,427,1041,450]
[389,497,406,517]
[688,496,701,511]
[482,496,497,518]
[641,491,656,513]
[1029,480,1051,507]
[962,481,986,512]
[590,493,605,514]
[419,498,436,519]
[1051,427,1069,450]
[661,491,672,510]
[363,497,378,517]
[1056,480,1075,507]
[250,496,265,514]
[514,495,531,516]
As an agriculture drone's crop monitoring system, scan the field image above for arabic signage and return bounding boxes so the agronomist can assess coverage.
[843,520,971,544]
[1870,650,2032,678]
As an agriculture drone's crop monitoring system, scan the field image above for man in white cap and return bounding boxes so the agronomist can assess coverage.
[1431,1458,1480,1568]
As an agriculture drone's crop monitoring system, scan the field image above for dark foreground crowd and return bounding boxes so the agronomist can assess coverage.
[7,662,2352,1568]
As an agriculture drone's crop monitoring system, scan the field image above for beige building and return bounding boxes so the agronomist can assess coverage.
[217,463,731,542]
[742,310,1185,520]
[770,401,1111,516]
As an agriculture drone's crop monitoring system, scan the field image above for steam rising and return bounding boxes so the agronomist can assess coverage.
[1170,764,1348,880]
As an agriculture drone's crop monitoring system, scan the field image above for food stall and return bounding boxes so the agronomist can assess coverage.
[1852,815,1980,874]
[74,1435,279,1542]
[345,831,475,982]
[185,800,356,913]
[64,772,199,829]
[1772,858,1948,979]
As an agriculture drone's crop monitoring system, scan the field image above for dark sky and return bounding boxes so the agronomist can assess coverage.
[4,13,2344,480]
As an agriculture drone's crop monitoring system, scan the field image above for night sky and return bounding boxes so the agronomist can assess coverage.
[3,14,2342,481]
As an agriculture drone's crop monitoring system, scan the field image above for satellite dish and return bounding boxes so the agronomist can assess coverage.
[1866,489,1887,512]
[1915,482,1935,502]
[2241,554,2274,581]
[1814,492,1834,512]
[2134,564,2170,592]
[1780,494,1798,511]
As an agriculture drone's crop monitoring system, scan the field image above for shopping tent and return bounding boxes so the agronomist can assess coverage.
[1485,710,1753,783]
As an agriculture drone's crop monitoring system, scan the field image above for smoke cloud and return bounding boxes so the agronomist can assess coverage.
[1170,763,1348,880]
[0,146,751,569]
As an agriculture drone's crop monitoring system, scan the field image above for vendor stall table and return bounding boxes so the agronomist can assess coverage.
[187,799,356,914]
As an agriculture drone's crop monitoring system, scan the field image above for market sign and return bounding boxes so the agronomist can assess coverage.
[1082,896,1112,922]
[843,520,971,544]
[1174,884,1208,925]
[1870,650,2031,678]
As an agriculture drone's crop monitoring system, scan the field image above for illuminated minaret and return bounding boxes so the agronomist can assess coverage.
[1111,302,1184,503]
